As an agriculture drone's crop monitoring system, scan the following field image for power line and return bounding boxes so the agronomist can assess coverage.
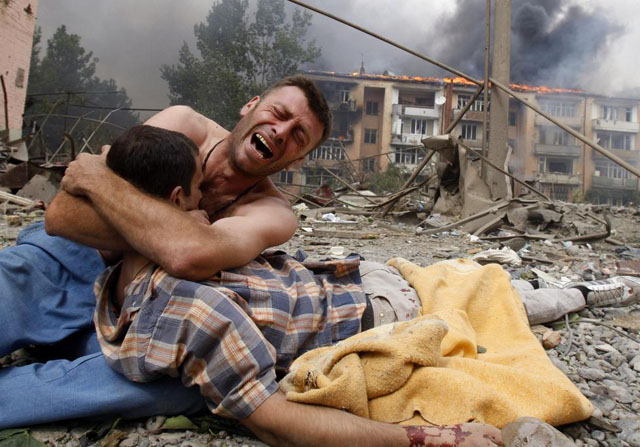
[67,104,164,112]
[27,90,124,97]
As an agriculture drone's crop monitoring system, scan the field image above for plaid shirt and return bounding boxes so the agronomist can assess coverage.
[94,250,366,419]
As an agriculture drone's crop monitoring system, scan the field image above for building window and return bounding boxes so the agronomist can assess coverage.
[279,171,294,184]
[539,127,573,146]
[394,148,419,165]
[339,90,350,103]
[308,143,345,161]
[508,111,517,126]
[540,101,576,117]
[415,95,435,108]
[551,186,570,202]
[303,167,343,186]
[366,101,379,115]
[597,131,633,151]
[457,94,484,111]
[364,129,378,144]
[547,157,573,174]
[461,124,477,140]
[595,160,632,179]
[15,68,25,88]
[362,158,376,172]
[411,119,428,135]
[601,105,634,122]
[457,95,470,110]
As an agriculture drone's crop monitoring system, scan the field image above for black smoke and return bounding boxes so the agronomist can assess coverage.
[421,0,622,87]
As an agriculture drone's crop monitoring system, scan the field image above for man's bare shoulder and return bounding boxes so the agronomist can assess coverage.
[145,106,228,149]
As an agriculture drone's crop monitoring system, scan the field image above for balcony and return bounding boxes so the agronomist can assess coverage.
[452,109,484,122]
[591,175,638,190]
[528,172,582,186]
[534,143,582,158]
[391,133,431,146]
[591,147,639,161]
[393,104,439,119]
[535,113,582,128]
[592,118,640,133]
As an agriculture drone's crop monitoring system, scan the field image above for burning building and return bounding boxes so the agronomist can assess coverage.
[274,70,640,206]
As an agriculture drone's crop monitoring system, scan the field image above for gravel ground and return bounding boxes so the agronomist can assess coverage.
[1,203,639,446]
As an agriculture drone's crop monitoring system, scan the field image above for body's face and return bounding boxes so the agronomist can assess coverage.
[225,86,324,177]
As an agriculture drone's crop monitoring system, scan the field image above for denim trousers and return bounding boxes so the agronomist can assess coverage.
[0,223,205,429]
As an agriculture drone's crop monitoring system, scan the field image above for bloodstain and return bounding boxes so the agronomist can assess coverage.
[451,424,472,443]
[403,426,453,447]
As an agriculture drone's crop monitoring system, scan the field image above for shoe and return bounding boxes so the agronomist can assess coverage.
[565,276,640,308]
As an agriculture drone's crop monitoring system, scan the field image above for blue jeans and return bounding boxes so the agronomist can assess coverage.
[0,223,205,428]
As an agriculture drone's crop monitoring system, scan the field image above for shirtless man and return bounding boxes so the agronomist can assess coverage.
[1,76,501,445]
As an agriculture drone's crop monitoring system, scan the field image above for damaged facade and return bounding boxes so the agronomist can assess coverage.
[0,0,39,134]
[275,71,640,206]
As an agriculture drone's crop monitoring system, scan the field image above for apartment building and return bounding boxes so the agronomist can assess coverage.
[273,71,640,205]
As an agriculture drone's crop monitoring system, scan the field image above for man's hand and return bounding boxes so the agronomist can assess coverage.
[61,152,110,197]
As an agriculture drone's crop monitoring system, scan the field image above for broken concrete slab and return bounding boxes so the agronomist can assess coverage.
[17,172,59,204]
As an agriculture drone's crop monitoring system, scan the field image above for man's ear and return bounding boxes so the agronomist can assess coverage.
[240,96,261,117]
[169,185,184,208]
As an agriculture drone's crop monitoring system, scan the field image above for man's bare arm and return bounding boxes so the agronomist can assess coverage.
[242,392,503,447]
[45,191,129,250]
[45,106,222,250]
[59,154,296,280]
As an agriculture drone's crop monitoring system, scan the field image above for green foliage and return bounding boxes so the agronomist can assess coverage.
[368,164,408,195]
[0,428,44,447]
[161,0,320,130]
[25,26,138,161]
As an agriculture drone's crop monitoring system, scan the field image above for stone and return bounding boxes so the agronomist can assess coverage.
[626,433,640,447]
[590,395,616,413]
[146,415,167,433]
[120,434,140,447]
[591,430,605,441]
[30,427,68,443]
[578,367,606,381]
[542,330,562,349]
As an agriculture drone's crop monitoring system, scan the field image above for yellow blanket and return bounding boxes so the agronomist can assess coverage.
[280,258,593,428]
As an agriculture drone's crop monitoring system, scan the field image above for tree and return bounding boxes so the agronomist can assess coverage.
[161,0,320,130]
[25,25,138,162]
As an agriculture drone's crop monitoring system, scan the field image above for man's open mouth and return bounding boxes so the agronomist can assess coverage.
[252,133,274,159]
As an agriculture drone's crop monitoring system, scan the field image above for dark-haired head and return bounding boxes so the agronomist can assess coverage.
[106,125,201,206]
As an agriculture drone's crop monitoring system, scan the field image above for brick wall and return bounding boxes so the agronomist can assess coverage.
[0,0,39,131]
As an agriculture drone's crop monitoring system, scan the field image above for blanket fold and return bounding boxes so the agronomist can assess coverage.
[281,258,593,428]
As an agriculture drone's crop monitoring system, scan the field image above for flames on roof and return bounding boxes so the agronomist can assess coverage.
[311,71,583,95]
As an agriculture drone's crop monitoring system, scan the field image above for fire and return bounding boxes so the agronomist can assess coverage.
[510,83,583,95]
[309,71,583,94]
[443,76,477,86]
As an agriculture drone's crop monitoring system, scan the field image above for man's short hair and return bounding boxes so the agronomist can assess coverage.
[106,125,199,198]
[261,75,332,148]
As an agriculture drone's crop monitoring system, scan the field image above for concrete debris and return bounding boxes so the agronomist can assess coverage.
[17,171,59,204]
[470,247,522,266]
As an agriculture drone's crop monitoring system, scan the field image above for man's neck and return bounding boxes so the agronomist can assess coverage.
[198,138,265,217]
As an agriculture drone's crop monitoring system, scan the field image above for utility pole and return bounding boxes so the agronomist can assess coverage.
[487,0,511,199]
